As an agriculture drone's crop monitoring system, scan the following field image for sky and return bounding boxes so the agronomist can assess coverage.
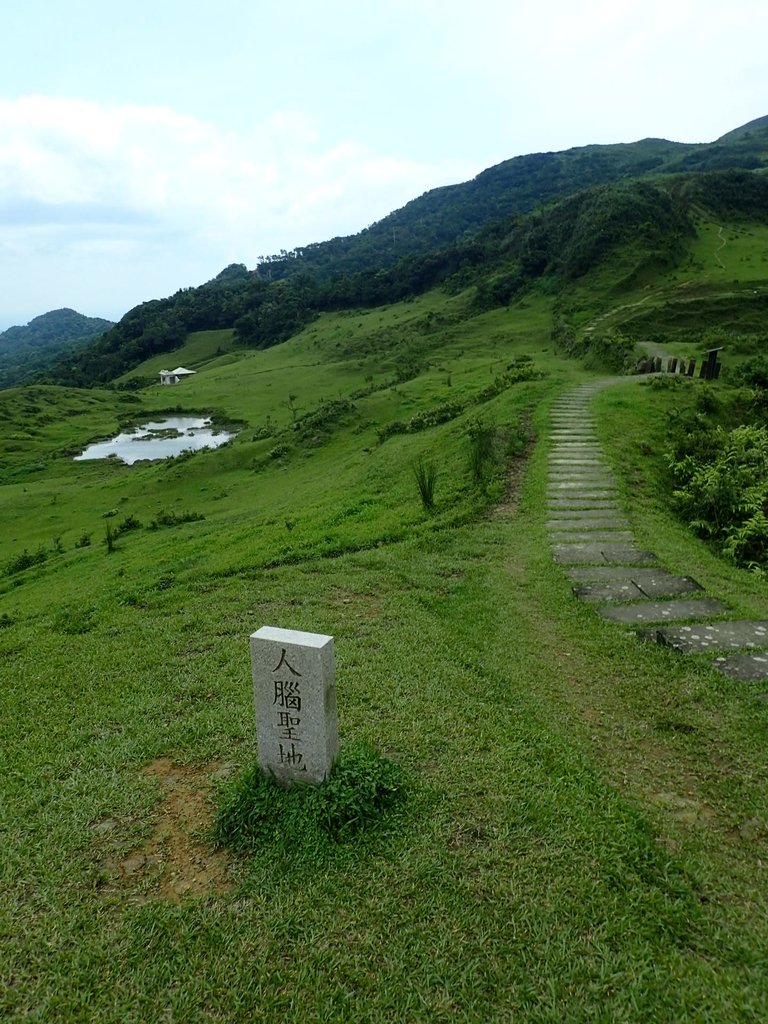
[1,0,766,331]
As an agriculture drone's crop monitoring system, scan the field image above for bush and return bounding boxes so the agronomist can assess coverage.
[5,547,47,576]
[732,356,768,391]
[212,744,409,854]
[148,509,205,529]
[114,513,142,536]
[669,423,768,567]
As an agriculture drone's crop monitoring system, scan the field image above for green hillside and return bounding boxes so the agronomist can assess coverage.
[9,113,764,393]
[5,117,768,1019]
[0,308,113,389]
[37,168,768,389]
[256,116,768,281]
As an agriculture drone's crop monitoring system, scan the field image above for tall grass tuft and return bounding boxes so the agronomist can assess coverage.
[413,456,437,511]
[467,417,497,487]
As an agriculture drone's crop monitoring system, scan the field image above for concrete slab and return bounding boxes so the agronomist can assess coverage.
[631,574,703,599]
[546,517,630,530]
[548,481,617,490]
[551,420,596,428]
[548,484,617,494]
[549,447,604,455]
[547,508,625,519]
[550,440,602,447]
[566,567,692,584]
[712,653,768,683]
[553,544,658,565]
[574,581,646,601]
[547,481,616,490]
[546,499,622,511]
[549,460,606,468]
[550,432,599,440]
[547,494,619,506]
[549,530,635,544]
[651,620,768,653]
[598,598,728,624]
[548,469,614,478]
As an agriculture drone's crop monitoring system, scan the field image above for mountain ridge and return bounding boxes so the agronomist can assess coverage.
[0,307,114,390]
[7,115,768,390]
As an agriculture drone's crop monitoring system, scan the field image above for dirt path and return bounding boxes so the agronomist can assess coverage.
[715,224,727,269]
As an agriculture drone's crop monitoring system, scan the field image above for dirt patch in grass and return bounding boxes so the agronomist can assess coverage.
[99,758,235,902]
[330,586,383,620]
[489,425,536,520]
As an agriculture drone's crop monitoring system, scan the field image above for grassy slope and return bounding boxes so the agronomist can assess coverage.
[566,213,768,367]
[3,267,768,1020]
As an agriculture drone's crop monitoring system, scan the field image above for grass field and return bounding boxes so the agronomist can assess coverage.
[3,280,768,1021]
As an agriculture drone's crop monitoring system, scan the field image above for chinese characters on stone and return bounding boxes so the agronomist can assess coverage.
[251,626,338,786]
[272,650,307,771]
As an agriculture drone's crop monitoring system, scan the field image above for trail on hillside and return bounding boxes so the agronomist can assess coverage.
[715,225,727,268]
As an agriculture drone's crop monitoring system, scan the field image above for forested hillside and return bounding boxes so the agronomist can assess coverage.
[6,116,767,392]
[0,308,113,389]
[38,168,768,388]
[255,115,768,281]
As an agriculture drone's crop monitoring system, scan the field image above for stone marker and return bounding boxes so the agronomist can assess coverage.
[250,625,339,786]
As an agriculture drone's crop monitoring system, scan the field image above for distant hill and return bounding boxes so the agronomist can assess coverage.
[36,116,768,388]
[0,308,113,389]
[256,117,768,282]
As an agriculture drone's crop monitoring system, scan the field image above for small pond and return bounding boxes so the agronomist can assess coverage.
[74,417,235,465]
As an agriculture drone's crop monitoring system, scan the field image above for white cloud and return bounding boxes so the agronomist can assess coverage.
[387,0,768,150]
[0,96,475,256]
[0,95,477,325]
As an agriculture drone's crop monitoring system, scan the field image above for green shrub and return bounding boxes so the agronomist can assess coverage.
[213,744,409,854]
[5,546,47,576]
[148,509,205,529]
[669,423,768,566]
[732,356,768,390]
[114,513,142,536]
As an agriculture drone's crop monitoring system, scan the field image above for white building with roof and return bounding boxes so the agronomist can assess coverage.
[159,367,196,385]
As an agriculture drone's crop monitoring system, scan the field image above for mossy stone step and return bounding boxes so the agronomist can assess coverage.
[598,598,728,624]
[553,544,658,565]
[712,653,768,682]
[650,621,768,653]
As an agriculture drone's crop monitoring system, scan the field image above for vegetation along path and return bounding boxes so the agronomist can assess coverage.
[547,381,768,688]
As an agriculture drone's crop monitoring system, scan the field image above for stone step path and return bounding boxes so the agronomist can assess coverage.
[547,382,768,687]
